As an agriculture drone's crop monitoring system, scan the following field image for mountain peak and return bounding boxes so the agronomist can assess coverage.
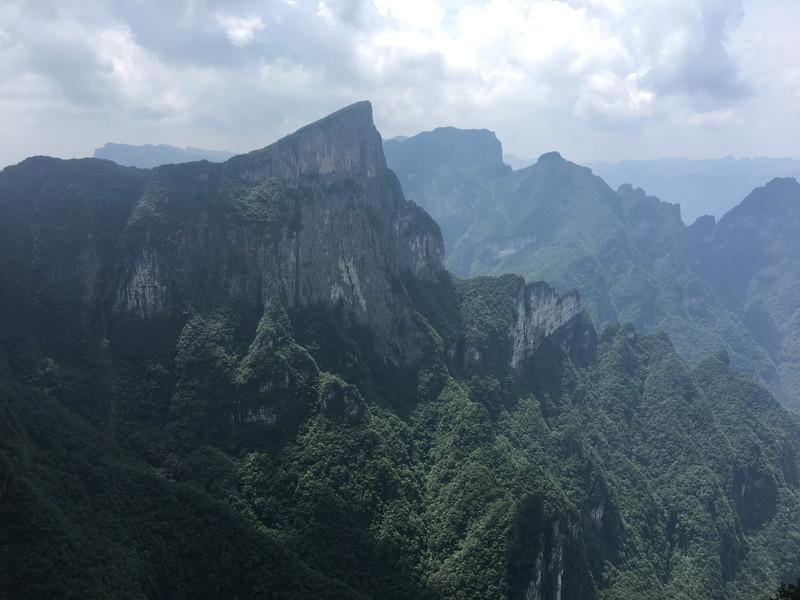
[232,100,386,182]
[293,100,375,136]
[617,183,646,198]
[764,176,800,190]
[536,151,564,164]
[726,175,800,220]
[383,126,505,174]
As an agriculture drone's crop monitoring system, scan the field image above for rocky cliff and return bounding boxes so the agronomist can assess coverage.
[0,102,444,369]
[511,283,581,368]
[117,102,443,365]
[234,101,386,181]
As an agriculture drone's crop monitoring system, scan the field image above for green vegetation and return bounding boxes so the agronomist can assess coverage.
[0,378,362,600]
[4,258,799,597]
[770,579,800,600]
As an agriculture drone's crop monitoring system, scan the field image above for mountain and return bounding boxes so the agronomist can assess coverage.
[385,132,787,408]
[2,102,800,599]
[589,157,800,224]
[94,142,236,168]
[689,177,800,411]
[383,127,510,256]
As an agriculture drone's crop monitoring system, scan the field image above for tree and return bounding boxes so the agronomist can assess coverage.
[770,579,800,600]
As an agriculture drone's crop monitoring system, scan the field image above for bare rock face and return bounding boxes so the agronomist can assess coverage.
[112,101,444,364]
[232,101,386,182]
[511,282,581,368]
[508,496,596,600]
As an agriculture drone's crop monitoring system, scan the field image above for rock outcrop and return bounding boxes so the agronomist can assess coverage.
[0,102,444,372]
[511,282,581,368]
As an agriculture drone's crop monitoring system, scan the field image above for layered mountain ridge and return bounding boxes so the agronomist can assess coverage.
[385,128,800,412]
[690,177,800,409]
[93,142,235,168]
[1,103,799,599]
[590,156,800,224]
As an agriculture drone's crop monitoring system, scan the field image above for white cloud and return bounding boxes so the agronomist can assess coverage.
[575,70,654,120]
[94,27,189,116]
[372,0,445,31]
[216,13,265,47]
[687,107,736,127]
[0,25,11,48]
[316,2,334,24]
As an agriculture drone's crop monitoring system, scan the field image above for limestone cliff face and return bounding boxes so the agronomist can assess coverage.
[507,496,598,600]
[511,282,581,368]
[0,102,443,368]
[233,101,386,182]
[112,101,444,363]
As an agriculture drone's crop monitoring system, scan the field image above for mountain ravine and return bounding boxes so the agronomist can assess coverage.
[1,102,799,599]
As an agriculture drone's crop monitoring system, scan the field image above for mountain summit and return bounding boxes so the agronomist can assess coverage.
[589,157,800,224]
[383,126,511,255]
[233,101,386,182]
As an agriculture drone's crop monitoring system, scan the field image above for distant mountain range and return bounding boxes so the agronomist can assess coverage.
[93,143,235,168]
[589,157,800,224]
[94,144,800,226]
[500,155,800,224]
[385,128,800,413]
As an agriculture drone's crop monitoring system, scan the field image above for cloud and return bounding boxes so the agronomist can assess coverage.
[575,71,654,121]
[686,108,737,127]
[636,0,752,104]
[216,13,265,47]
[0,0,796,166]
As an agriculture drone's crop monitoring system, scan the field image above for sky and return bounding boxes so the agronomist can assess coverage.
[0,0,798,167]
